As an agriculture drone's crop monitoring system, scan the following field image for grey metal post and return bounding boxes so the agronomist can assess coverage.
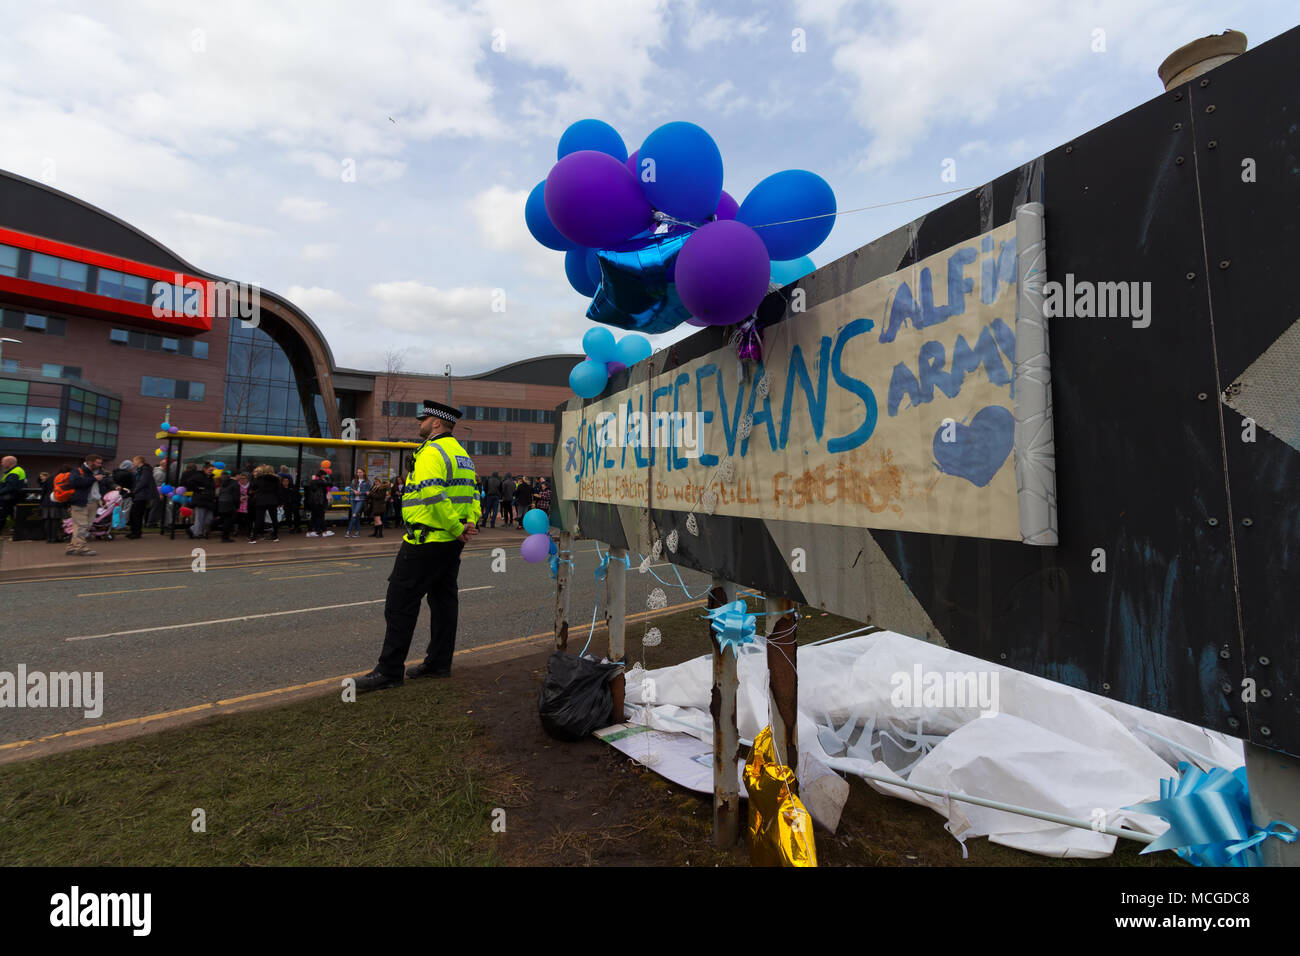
[709,576,740,847]
[554,531,573,650]
[765,595,799,783]
[606,546,627,722]
[1245,742,1300,866]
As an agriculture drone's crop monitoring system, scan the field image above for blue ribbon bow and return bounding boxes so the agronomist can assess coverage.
[594,549,631,581]
[703,599,757,655]
[564,437,578,473]
[1126,762,1299,867]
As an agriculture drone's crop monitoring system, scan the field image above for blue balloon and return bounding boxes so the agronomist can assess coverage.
[613,333,652,367]
[582,327,617,362]
[558,119,627,162]
[737,170,836,260]
[638,122,724,222]
[565,248,598,297]
[526,180,579,251]
[212,461,225,469]
[569,359,609,399]
[770,256,815,285]
[584,248,602,289]
[522,508,550,534]
[586,231,693,334]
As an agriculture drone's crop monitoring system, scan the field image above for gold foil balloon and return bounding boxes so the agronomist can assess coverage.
[744,726,817,867]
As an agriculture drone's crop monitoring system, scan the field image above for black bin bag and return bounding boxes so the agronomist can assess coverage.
[538,651,623,741]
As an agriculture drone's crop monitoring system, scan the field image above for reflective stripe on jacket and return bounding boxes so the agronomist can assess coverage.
[402,434,481,544]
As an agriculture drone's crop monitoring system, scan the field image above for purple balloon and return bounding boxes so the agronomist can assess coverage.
[684,316,710,326]
[606,360,627,375]
[675,220,771,326]
[521,533,551,564]
[714,190,739,220]
[545,150,653,249]
[168,425,179,434]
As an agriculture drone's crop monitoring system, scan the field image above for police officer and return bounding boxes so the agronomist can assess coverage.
[356,399,481,692]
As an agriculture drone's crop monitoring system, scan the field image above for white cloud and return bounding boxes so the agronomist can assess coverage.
[682,11,768,51]
[299,243,338,261]
[285,285,351,314]
[278,197,334,223]
[467,184,563,277]
[367,280,499,334]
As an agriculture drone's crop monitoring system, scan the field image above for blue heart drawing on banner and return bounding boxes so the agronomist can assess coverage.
[932,405,1014,487]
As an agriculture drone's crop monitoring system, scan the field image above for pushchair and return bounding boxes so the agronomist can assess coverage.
[63,488,129,541]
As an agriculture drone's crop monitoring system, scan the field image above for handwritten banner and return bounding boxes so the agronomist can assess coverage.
[557,219,1022,540]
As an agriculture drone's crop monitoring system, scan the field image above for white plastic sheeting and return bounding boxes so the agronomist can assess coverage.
[623,630,1244,858]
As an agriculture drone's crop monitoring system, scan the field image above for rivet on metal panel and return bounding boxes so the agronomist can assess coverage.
[1208,517,1219,526]
[1175,156,1185,165]
[1205,105,1216,113]
[1197,392,1208,401]
[1261,727,1272,736]
[1065,145,1073,154]
[1102,683,1111,691]
[1219,259,1231,269]
[1221,681,1233,694]
[1199,78,1210,87]
[1220,647,1231,659]
[1172,122,1182,130]
[1261,689,1272,699]
[1259,656,1270,666]
[1186,272,1196,281]
[1227,717,1240,729]
[1174,91,1184,100]
[1241,517,1253,527]
[1208,140,1218,149]
[999,652,1007,660]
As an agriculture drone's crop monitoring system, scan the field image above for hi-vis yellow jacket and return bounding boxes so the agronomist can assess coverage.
[401,434,481,545]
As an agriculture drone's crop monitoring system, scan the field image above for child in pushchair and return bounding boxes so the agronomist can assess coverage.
[63,488,130,541]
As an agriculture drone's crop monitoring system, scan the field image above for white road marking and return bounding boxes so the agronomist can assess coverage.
[68,586,494,641]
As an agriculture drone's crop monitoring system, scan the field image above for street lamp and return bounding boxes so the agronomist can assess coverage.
[445,363,452,403]
[0,336,20,370]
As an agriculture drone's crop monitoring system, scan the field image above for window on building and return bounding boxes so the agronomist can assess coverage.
[121,274,150,304]
[97,269,124,298]
[382,401,419,418]
[0,245,18,277]
[56,259,88,291]
[193,340,208,359]
[109,328,128,344]
[142,376,206,401]
[109,328,207,357]
[29,253,60,285]
[529,443,554,457]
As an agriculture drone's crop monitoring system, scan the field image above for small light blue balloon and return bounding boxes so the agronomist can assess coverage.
[558,119,627,162]
[582,326,617,363]
[522,508,549,534]
[613,333,652,367]
[569,359,609,398]
[770,256,815,285]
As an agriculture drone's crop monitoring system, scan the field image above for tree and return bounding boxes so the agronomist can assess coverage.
[378,347,411,441]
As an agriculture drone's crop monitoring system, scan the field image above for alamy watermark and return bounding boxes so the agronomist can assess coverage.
[593,408,704,458]
[890,665,999,718]
[0,666,103,718]
[1042,274,1151,328]
[151,274,261,326]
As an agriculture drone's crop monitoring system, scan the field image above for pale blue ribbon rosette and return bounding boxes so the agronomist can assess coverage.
[1126,762,1298,867]
[703,599,757,655]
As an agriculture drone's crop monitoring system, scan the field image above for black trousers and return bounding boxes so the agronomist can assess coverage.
[377,538,465,677]
[128,497,152,536]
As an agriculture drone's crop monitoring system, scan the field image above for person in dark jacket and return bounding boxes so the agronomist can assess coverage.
[127,455,159,539]
[366,476,390,537]
[512,475,533,524]
[303,471,331,536]
[500,473,516,527]
[482,471,501,528]
[249,465,281,542]
[66,453,112,555]
[187,464,215,539]
[215,473,241,542]
[279,475,301,534]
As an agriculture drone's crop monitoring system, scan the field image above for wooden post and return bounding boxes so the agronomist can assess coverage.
[709,576,740,847]
[765,595,799,785]
[606,546,627,722]
[554,532,572,651]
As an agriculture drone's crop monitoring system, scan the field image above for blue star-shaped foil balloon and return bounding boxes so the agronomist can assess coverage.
[587,230,693,334]
[703,599,757,655]
[1125,762,1298,866]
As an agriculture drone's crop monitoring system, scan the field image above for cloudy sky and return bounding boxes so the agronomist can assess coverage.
[1,1,1293,376]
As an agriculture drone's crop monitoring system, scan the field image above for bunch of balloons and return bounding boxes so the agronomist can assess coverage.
[568,327,653,398]
[527,118,835,334]
[519,508,551,563]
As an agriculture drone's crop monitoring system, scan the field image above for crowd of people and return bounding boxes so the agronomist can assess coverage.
[0,453,554,557]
